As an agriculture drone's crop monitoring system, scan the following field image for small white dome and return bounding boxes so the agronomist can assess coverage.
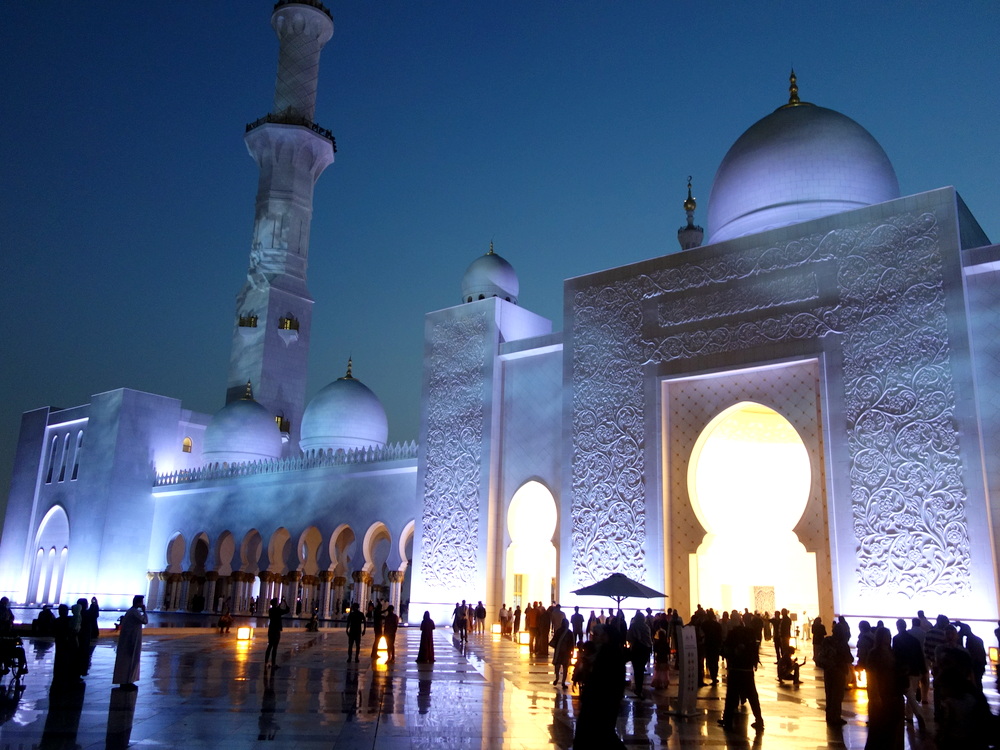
[300,362,388,453]
[461,244,518,304]
[707,98,899,244]
[203,388,283,466]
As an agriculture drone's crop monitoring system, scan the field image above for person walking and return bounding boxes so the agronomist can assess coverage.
[573,624,627,749]
[571,606,585,647]
[416,611,435,664]
[866,627,905,749]
[383,605,399,663]
[112,595,148,687]
[718,620,764,732]
[550,619,574,689]
[263,597,289,667]
[892,618,925,724]
[817,627,854,725]
[370,600,385,659]
[345,602,366,662]
[627,610,653,698]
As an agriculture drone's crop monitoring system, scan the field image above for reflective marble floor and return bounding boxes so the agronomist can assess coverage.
[0,625,994,749]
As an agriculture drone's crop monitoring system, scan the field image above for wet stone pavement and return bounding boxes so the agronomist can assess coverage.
[0,625,995,749]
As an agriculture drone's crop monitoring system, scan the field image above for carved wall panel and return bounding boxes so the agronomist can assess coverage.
[419,312,488,591]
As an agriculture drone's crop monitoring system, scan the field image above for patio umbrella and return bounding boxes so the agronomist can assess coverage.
[571,573,667,608]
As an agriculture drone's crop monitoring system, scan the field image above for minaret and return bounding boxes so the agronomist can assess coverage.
[677,177,704,250]
[227,1,336,453]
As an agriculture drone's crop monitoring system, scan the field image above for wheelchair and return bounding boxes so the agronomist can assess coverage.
[0,636,28,680]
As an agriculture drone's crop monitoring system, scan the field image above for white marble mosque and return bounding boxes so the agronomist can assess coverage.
[3,0,1000,629]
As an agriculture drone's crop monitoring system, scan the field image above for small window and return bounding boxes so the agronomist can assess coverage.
[45,436,58,484]
[70,431,84,480]
[478,294,485,300]
[182,437,193,454]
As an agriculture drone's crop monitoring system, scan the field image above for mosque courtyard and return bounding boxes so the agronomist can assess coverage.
[0,622,989,749]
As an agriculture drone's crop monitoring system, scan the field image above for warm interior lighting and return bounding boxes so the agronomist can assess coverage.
[990,646,998,664]
[506,481,557,611]
[789,636,797,650]
[688,402,818,615]
[518,631,531,645]
[491,623,502,635]
[375,635,388,668]
[855,668,868,690]
[236,626,254,640]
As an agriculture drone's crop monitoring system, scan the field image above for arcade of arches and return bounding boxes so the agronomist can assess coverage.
[147,521,414,619]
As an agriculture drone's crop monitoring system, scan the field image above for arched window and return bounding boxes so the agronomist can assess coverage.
[71,430,84,480]
[45,436,58,484]
[58,433,71,482]
[182,437,193,453]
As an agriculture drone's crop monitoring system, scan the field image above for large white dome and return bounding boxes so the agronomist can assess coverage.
[203,390,283,466]
[461,244,518,304]
[706,95,899,244]
[300,363,388,453]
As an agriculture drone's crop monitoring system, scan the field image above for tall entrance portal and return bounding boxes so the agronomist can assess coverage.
[688,402,819,615]
[505,481,557,608]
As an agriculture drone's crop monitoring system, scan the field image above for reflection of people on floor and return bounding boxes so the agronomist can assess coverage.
[416,612,435,664]
[341,669,359,720]
[417,678,432,714]
[113,596,148,687]
[106,685,139,750]
[39,680,86,749]
[257,667,279,740]
[0,679,26,727]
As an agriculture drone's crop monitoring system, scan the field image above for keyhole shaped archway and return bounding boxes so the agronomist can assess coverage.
[688,401,818,616]
[505,481,557,609]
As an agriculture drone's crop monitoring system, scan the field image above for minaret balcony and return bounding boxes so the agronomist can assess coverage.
[246,111,336,151]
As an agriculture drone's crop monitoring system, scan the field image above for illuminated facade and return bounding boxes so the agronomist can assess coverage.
[3,7,999,627]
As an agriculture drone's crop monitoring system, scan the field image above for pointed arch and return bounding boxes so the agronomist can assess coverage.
[27,505,70,604]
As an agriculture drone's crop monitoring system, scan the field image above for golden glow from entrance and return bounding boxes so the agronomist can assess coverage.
[505,481,557,607]
[688,402,819,616]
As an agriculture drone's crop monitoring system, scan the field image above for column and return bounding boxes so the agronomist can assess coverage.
[285,571,301,611]
[146,571,159,610]
[204,572,219,612]
[179,572,192,611]
[387,570,404,612]
[319,571,333,618]
[333,576,346,615]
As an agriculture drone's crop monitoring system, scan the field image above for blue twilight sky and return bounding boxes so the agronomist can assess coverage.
[1,2,998,512]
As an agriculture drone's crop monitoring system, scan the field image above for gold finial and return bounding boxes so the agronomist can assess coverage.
[344,357,354,379]
[242,380,254,400]
[487,240,494,255]
[683,176,696,214]
[778,68,812,110]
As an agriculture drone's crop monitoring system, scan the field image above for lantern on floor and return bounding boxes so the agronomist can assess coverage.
[237,626,254,640]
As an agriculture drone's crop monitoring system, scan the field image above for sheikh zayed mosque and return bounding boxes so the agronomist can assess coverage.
[3,0,1000,628]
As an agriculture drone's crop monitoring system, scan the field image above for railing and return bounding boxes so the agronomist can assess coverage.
[246,112,336,151]
[274,0,331,18]
[153,441,418,487]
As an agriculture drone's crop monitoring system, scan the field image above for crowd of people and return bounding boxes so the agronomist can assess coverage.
[415,599,999,749]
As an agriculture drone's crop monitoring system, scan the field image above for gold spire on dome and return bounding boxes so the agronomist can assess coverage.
[777,68,813,110]
[242,380,254,400]
[683,176,697,214]
[487,241,494,255]
[342,357,354,380]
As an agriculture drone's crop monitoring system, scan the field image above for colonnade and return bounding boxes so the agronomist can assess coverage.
[145,567,408,618]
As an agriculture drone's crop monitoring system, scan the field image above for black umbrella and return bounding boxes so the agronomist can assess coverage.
[571,573,667,608]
